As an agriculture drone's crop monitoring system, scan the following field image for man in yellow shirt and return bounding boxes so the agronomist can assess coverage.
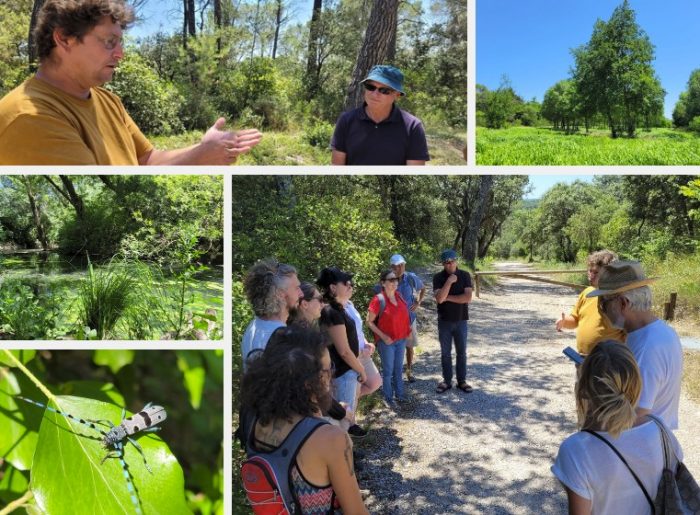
[0,0,262,165]
[555,249,626,354]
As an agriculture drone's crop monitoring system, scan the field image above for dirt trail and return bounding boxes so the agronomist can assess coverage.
[361,262,700,514]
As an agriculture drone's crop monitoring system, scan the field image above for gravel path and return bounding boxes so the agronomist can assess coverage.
[360,262,700,514]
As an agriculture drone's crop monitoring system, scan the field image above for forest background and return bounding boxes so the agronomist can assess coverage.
[232,174,700,510]
[0,0,467,165]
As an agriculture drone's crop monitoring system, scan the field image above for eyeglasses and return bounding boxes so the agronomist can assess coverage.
[93,34,124,51]
[363,83,394,95]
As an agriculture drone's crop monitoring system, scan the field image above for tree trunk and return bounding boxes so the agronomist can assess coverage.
[21,176,49,251]
[344,0,400,111]
[43,175,84,220]
[462,176,494,268]
[305,0,323,100]
[272,0,283,59]
[28,0,46,71]
[214,0,222,52]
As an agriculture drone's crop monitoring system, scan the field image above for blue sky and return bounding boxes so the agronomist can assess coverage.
[477,0,700,119]
[525,175,593,199]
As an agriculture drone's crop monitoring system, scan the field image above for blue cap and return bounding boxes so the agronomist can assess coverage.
[362,65,405,96]
[440,249,458,262]
[390,254,406,266]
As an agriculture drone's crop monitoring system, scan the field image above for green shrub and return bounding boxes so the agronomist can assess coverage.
[78,260,137,339]
[0,279,59,339]
[58,202,130,257]
[303,120,334,148]
[108,52,185,136]
[689,116,700,133]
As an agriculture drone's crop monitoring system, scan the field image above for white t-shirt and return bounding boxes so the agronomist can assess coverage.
[627,319,683,429]
[241,318,285,370]
[552,420,683,515]
[345,301,367,351]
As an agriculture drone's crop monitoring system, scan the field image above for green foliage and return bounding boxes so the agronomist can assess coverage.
[77,259,136,340]
[476,126,700,165]
[570,1,664,137]
[673,69,700,128]
[303,119,334,148]
[0,280,59,339]
[217,57,290,130]
[0,349,223,513]
[689,116,700,133]
[107,52,185,136]
[0,2,30,95]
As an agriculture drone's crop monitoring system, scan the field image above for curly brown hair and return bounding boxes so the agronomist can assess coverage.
[35,0,135,61]
[240,325,331,425]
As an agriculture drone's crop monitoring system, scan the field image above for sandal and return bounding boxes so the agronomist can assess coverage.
[457,382,474,393]
[436,382,451,394]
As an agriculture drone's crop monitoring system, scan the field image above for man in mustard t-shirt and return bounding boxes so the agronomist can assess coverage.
[555,249,626,354]
[0,0,262,165]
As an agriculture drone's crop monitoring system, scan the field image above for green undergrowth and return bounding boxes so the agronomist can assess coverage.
[151,126,466,166]
[476,126,700,165]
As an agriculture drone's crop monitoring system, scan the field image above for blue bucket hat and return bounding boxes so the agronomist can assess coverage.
[362,65,405,96]
[440,249,458,263]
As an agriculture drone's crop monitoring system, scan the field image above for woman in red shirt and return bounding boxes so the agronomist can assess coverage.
[366,270,411,407]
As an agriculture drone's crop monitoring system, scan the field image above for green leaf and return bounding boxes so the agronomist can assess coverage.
[92,350,135,374]
[0,350,36,366]
[0,462,29,504]
[31,396,191,515]
[176,351,205,410]
[0,370,43,470]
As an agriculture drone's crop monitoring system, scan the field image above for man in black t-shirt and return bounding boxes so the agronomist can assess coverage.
[432,249,474,394]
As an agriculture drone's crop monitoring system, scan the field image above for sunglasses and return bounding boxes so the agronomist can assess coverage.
[443,259,457,265]
[363,83,394,95]
[385,277,399,282]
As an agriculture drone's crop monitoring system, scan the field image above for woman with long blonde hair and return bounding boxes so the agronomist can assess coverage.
[552,340,683,514]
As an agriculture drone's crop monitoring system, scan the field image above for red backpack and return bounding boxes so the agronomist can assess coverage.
[241,416,328,514]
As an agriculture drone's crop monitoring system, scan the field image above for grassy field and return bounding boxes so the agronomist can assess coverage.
[152,125,466,166]
[476,126,700,165]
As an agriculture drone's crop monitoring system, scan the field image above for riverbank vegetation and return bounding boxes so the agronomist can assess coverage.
[0,175,223,340]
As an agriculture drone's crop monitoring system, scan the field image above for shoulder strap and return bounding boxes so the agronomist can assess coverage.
[376,293,386,323]
[646,414,678,471]
[583,429,654,511]
[246,416,329,513]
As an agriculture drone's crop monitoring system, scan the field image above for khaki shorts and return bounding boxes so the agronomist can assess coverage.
[360,350,381,386]
[406,319,419,348]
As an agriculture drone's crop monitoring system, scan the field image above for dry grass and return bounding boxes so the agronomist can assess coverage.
[683,349,700,403]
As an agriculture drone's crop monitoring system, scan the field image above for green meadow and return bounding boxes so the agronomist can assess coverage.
[476,126,700,166]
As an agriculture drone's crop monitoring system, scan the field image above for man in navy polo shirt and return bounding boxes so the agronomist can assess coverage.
[331,65,430,165]
[433,249,473,394]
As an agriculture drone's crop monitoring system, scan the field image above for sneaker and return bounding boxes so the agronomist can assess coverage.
[406,371,416,383]
[348,424,368,439]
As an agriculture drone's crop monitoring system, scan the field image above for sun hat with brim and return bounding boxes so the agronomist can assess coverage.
[361,65,405,96]
[390,254,406,266]
[586,260,658,298]
[440,249,458,263]
[316,267,354,289]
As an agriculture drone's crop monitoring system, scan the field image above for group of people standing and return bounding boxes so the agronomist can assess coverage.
[237,250,691,514]
[237,249,478,513]
[553,252,687,514]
